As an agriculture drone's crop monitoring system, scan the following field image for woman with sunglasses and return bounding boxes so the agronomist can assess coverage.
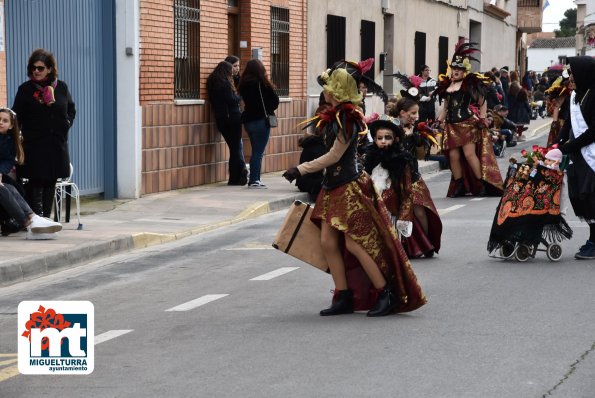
[12,48,76,218]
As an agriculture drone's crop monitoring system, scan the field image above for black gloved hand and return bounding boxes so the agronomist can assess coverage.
[282,167,301,183]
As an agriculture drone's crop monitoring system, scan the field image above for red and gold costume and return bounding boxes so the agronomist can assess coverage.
[434,69,504,197]
[298,105,426,313]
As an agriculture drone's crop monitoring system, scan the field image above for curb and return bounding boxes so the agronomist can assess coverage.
[0,193,308,287]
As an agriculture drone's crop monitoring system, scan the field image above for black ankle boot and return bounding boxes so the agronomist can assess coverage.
[453,179,465,197]
[367,284,398,317]
[320,289,354,316]
[478,179,489,197]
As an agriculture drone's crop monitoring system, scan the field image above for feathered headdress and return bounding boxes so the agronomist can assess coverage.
[318,58,388,104]
[385,71,422,100]
[450,40,480,72]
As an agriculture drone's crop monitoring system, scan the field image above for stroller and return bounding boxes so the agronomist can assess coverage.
[487,161,572,262]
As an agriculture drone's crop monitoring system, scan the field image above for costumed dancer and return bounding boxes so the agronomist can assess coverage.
[433,40,503,197]
[384,84,443,258]
[545,69,573,147]
[365,111,442,259]
[282,61,426,317]
[558,57,595,260]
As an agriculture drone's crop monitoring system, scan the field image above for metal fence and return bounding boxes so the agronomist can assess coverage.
[271,7,289,97]
[174,0,201,99]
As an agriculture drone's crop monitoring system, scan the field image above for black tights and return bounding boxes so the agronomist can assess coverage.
[589,223,595,243]
[24,180,56,218]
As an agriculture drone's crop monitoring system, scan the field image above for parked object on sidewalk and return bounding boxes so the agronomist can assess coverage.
[12,48,76,218]
[54,163,82,230]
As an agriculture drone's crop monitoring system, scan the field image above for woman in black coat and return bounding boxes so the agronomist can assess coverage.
[207,61,247,185]
[12,48,76,218]
[559,56,595,259]
[238,59,279,188]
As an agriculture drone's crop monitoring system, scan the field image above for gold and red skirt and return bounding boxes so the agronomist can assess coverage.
[402,178,443,258]
[443,119,504,197]
[312,172,427,313]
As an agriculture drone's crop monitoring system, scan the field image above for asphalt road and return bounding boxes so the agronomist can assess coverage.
[0,140,594,398]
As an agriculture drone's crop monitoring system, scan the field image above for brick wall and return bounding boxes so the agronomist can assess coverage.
[140,0,307,195]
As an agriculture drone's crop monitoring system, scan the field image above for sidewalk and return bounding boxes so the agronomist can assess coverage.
[0,161,442,286]
[0,115,551,287]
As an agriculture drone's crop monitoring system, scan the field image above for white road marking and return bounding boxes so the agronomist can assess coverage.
[470,198,486,201]
[250,267,300,281]
[165,294,229,312]
[95,330,133,345]
[437,204,466,215]
[224,247,274,251]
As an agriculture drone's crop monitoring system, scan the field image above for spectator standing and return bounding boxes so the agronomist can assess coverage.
[12,48,76,218]
[224,55,241,88]
[239,59,279,189]
[418,65,437,122]
[207,61,247,186]
[499,66,510,106]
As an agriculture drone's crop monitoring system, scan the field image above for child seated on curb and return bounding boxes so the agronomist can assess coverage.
[0,107,62,239]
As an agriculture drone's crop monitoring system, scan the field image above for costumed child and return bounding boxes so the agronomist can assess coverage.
[433,40,504,197]
[387,97,443,258]
[282,60,426,317]
[0,107,62,238]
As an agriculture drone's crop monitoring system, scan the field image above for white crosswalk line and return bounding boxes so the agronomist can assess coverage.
[165,294,229,312]
[250,267,300,281]
[470,198,486,201]
[95,330,133,345]
[437,204,466,215]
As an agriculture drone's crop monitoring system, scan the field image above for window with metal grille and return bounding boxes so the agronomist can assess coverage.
[271,7,289,97]
[414,31,426,77]
[360,20,375,80]
[438,36,449,76]
[518,0,539,6]
[174,0,200,99]
[327,15,346,68]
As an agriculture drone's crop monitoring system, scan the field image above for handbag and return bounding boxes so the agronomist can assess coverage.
[272,200,329,272]
[258,83,278,128]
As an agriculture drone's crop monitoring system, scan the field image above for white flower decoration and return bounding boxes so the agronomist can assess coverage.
[408,87,419,97]
[320,68,331,82]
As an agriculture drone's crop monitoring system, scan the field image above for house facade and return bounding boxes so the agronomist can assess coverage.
[0,0,541,198]
[527,37,576,72]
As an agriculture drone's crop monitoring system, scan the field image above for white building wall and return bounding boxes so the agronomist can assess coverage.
[307,0,386,116]
[481,13,517,71]
[527,47,574,72]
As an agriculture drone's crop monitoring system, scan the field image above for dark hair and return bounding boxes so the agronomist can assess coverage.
[517,88,529,102]
[394,97,418,116]
[27,48,58,81]
[238,59,275,90]
[419,64,430,74]
[224,55,239,65]
[206,61,236,94]
[0,108,24,165]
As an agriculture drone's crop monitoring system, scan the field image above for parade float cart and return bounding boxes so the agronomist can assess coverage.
[487,162,572,262]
